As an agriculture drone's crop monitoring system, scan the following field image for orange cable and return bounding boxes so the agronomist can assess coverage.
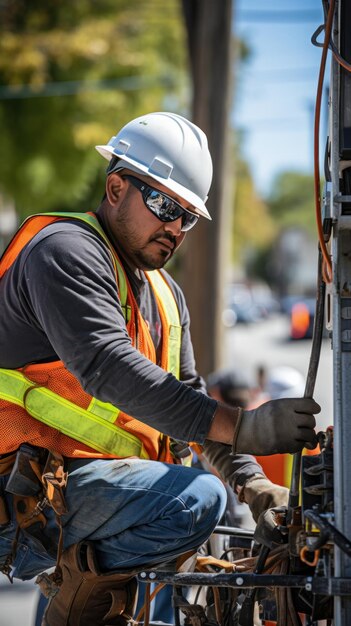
[134,583,166,623]
[333,51,351,72]
[314,0,335,283]
[300,545,320,567]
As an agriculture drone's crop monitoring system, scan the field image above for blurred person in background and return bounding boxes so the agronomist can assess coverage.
[264,365,305,401]
[206,368,270,531]
[206,368,256,410]
[254,365,309,489]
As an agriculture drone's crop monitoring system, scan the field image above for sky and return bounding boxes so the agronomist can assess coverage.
[232,1,329,196]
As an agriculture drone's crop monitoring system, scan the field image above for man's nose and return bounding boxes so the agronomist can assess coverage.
[163,216,183,236]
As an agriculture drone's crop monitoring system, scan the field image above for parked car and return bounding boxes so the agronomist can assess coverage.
[222,282,279,328]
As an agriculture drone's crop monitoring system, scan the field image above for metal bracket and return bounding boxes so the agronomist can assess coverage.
[334,195,351,203]
[138,571,351,596]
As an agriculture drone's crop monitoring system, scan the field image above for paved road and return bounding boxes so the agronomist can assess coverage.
[0,579,38,626]
[0,314,334,624]
[223,313,333,431]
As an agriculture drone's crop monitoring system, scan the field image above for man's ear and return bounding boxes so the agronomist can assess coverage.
[105,173,128,206]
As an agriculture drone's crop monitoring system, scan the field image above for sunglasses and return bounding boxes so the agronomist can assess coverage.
[123,175,199,232]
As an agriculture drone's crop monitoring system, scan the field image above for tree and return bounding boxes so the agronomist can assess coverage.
[0,0,187,217]
[232,158,276,270]
[267,170,317,236]
[245,170,318,293]
[180,0,234,375]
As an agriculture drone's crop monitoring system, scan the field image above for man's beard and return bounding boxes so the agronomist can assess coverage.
[114,212,176,271]
[106,192,177,271]
[133,242,172,270]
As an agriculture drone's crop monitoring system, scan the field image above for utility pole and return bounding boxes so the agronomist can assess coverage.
[329,1,351,623]
[181,0,234,377]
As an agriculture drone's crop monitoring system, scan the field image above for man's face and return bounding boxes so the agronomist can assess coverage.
[102,170,197,271]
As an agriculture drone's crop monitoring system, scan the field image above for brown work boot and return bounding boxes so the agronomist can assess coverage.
[40,541,137,626]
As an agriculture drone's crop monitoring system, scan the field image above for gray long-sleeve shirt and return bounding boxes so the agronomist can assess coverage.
[0,215,262,487]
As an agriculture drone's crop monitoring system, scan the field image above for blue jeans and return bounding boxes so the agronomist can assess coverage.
[0,457,227,580]
[135,582,174,624]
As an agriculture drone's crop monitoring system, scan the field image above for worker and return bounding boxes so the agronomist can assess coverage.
[207,367,256,410]
[205,367,259,530]
[255,365,312,489]
[0,111,320,626]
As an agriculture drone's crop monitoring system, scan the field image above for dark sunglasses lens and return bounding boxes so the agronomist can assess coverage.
[145,190,169,215]
[181,211,198,231]
[144,187,198,231]
[146,190,182,220]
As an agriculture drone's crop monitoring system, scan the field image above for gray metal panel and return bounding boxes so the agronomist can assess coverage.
[332,3,351,622]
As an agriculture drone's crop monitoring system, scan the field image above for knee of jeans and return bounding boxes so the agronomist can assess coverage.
[191,474,227,535]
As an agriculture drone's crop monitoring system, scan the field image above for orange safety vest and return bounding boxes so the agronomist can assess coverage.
[0,212,181,463]
[256,447,317,489]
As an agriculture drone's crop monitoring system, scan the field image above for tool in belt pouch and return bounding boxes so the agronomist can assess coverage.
[0,446,68,583]
[170,439,193,466]
[0,453,15,528]
[5,445,68,527]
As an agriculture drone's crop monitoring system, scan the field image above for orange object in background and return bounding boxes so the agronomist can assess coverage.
[256,446,319,489]
[290,302,311,339]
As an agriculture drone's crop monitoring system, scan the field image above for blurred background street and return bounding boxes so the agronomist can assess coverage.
[0,578,38,626]
[224,313,333,431]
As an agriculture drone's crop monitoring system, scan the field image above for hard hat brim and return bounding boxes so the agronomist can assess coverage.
[95,144,212,221]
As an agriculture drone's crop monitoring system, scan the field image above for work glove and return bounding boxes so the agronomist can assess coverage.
[202,443,288,524]
[238,475,289,523]
[254,506,289,548]
[232,397,320,456]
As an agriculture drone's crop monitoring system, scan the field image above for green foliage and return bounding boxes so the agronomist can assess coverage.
[0,0,187,217]
[232,158,276,265]
[267,170,317,237]
[232,165,319,286]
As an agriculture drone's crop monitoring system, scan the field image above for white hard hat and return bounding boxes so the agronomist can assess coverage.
[95,112,213,220]
[266,366,305,400]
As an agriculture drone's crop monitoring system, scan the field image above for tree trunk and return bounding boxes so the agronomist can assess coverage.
[181,0,234,378]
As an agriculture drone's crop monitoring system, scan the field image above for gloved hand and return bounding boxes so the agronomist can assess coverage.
[239,475,289,523]
[254,506,288,548]
[232,397,320,456]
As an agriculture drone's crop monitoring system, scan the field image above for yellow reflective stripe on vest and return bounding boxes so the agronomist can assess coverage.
[0,369,149,459]
[88,397,120,423]
[146,270,181,378]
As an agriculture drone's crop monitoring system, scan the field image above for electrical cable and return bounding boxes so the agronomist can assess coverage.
[288,248,326,512]
[313,0,335,284]
[312,1,351,74]
[289,0,343,517]
[0,75,174,100]
[288,0,335,515]
[237,10,322,24]
[312,0,351,285]
[134,583,166,624]
[330,39,351,73]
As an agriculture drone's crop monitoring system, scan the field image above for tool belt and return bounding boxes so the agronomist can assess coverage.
[0,445,68,581]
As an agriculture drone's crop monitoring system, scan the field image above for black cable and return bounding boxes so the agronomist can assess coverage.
[312,0,351,74]
[238,545,270,626]
[288,248,326,514]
